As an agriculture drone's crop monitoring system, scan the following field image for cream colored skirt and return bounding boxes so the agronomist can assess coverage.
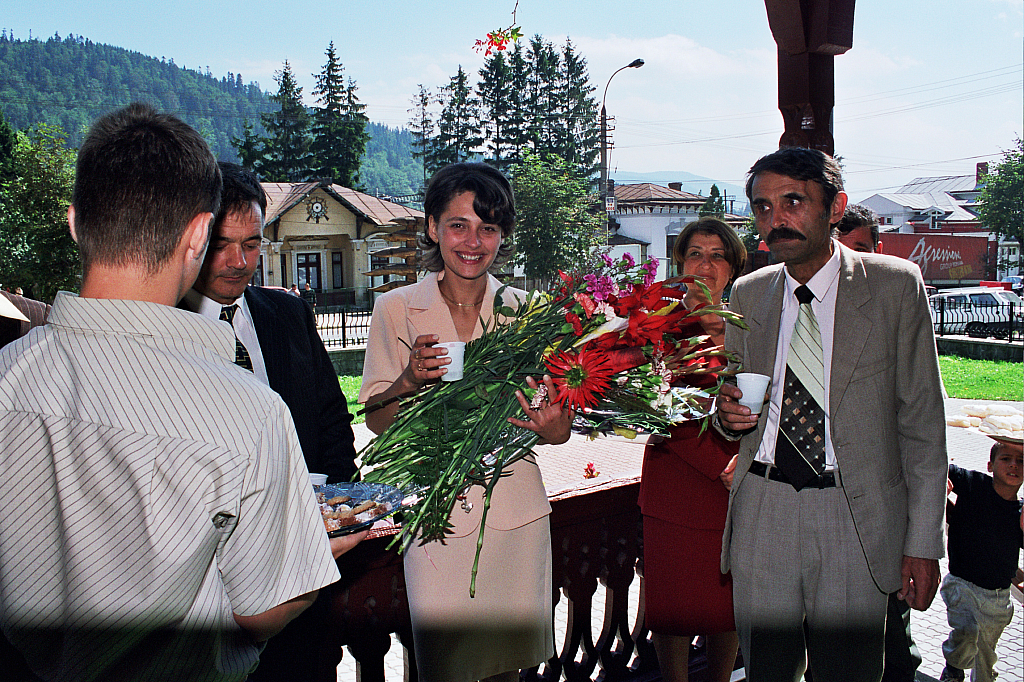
[404,515,554,682]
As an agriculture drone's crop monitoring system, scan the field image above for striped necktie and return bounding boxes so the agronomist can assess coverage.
[219,305,254,372]
[773,284,826,490]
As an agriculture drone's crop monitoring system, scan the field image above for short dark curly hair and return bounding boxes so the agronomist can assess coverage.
[419,162,515,273]
[745,147,844,209]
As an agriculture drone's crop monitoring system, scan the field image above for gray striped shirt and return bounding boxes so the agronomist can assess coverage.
[0,292,340,682]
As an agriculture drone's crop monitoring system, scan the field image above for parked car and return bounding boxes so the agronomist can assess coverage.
[1001,275,1023,294]
[929,287,1023,339]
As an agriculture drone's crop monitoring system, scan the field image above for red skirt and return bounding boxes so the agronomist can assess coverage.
[642,515,735,635]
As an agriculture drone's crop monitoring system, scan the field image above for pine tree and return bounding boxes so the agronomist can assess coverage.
[477,51,515,170]
[408,84,435,186]
[699,184,726,217]
[524,36,560,157]
[433,66,483,167]
[338,76,370,188]
[310,42,348,184]
[231,120,266,172]
[556,39,599,177]
[259,60,311,182]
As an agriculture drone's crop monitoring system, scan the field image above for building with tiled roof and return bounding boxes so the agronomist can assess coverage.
[608,182,749,275]
[860,162,1019,280]
[255,180,424,306]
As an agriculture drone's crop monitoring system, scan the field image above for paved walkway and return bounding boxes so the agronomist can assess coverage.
[339,397,1023,681]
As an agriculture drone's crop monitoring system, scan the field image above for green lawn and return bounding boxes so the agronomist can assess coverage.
[338,375,365,424]
[338,356,1021,423]
[938,356,1023,401]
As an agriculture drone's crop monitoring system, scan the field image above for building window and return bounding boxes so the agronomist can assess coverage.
[297,252,322,290]
[332,252,344,290]
[280,254,288,288]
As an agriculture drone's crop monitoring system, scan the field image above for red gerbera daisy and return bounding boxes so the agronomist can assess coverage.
[544,349,615,410]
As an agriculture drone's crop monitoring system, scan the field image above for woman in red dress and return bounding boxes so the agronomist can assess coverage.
[639,217,747,682]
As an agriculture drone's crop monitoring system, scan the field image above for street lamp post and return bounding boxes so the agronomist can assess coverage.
[600,58,644,242]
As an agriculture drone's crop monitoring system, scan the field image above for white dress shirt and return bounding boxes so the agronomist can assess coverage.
[755,243,842,471]
[183,288,269,385]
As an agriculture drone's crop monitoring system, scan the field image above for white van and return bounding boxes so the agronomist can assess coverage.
[929,287,1023,339]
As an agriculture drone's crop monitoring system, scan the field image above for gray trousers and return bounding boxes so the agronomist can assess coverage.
[941,573,1014,682]
[730,473,888,682]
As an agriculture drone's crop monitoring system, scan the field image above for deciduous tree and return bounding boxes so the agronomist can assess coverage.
[977,139,1023,274]
[510,150,603,288]
[0,123,79,300]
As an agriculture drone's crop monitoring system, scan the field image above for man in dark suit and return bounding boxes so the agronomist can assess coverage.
[183,162,357,484]
[716,148,947,682]
[183,162,361,681]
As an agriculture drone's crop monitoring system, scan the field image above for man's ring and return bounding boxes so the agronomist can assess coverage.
[417,362,423,371]
[414,349,420,359]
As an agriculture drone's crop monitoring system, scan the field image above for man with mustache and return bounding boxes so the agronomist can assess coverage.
[716,147,947,682]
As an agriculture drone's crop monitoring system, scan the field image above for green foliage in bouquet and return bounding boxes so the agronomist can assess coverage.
[360,254,744,594]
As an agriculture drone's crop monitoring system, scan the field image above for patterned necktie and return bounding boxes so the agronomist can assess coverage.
[773,284,826,490]
[219,305,254,372]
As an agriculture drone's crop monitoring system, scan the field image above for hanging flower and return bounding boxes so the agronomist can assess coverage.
[545,349,615,409]
[622,252,636,267]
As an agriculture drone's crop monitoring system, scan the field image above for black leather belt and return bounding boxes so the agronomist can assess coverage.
[748,460,839,489]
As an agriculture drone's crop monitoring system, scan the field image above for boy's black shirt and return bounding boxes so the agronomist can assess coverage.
[946,464,1023,590]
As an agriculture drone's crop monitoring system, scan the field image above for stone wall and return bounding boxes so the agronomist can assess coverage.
[327,347,366,376]
[935,338,1023,362]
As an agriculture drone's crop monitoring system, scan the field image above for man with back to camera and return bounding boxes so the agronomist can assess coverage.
[181,161,360,680]
[835,203,883,254]
[0,103,341,681]
[715,147,947,682]
[182,162,358,485]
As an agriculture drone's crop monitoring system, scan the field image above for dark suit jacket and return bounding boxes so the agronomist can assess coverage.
[719,244,947,592]
[244,286,358,483]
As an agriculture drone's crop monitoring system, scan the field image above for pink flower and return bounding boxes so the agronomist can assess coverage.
[622,252,635,268]
[642,259,659,287]
[584,273,617,301]
[601,253,615,268]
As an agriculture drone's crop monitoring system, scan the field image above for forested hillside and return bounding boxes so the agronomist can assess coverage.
[0,31,274,160]
[360,123,424,197]
[0,31,419,193]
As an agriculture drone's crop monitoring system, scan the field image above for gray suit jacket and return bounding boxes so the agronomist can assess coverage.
[720,244,947,592]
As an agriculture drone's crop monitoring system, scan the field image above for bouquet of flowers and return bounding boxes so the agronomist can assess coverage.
[360,254,743,595]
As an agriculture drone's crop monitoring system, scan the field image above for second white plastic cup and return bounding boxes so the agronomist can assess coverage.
[736,372,771,414]
[439,341,466,381]
[309,473,328,487]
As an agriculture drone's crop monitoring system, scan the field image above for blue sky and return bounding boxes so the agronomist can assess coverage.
[6,0,1023,201]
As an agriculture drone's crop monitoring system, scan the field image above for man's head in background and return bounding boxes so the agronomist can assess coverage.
[835,203,882,254]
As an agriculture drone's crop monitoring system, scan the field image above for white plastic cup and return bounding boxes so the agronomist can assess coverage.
[439,342,466,381]
[309,473,328,487]
[735,372,771,414]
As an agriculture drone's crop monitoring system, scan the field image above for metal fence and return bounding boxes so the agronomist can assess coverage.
[314,306,373,348]
[930,298,1023,342]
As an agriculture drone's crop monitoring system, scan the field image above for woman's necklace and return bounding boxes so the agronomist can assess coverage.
[439,288,484,307]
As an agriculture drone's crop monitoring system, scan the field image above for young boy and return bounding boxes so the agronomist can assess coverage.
[940,441,1023,682]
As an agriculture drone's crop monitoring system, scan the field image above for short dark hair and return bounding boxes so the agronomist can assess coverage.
[72,103,221,275]
[216,162,267,227]
[745,147,844,209]
[990,441,1012,463]
[672,217,747,283]
[835,203,879,247]
[419,162,515,273]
